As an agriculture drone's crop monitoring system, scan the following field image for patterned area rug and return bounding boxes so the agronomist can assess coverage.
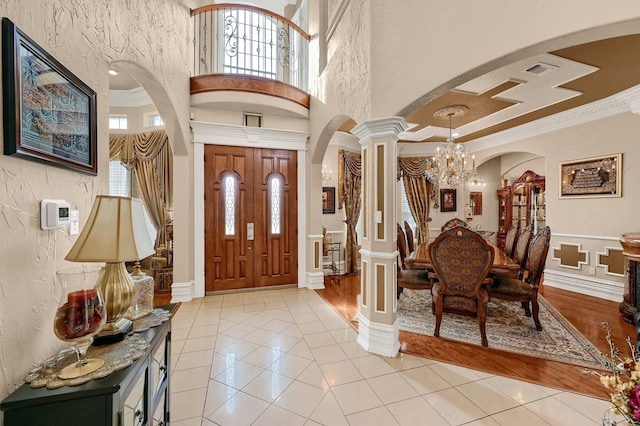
[397,289,608,369]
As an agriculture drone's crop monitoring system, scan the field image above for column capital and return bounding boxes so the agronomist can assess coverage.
[352,117,408,143]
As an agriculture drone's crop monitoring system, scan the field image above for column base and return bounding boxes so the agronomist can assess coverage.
[356,314,400,357]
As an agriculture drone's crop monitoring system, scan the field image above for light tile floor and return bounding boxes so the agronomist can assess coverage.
[169,287,614,426]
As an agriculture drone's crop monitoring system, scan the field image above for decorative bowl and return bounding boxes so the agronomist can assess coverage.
[620,233,640,258]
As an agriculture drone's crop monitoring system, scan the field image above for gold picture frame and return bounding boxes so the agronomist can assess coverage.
[559,154,622,198]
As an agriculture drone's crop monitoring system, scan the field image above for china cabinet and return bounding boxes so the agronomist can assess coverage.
[0,304,176,426]
[496,170,546,251]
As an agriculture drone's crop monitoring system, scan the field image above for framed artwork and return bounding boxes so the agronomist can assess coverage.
[2,18,97,175]
[322,186,336,214]
[440,188,457,212]
[470,192,483,215]
[559,154,621,199]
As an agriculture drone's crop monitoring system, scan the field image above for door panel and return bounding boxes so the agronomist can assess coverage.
[205,145,297,292]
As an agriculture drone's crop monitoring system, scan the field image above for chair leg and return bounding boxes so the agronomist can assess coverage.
[434,295,443,338]
[531,298,542,331]
[397,286,404,299]
[478,301,488,347]
[521,301,531,317]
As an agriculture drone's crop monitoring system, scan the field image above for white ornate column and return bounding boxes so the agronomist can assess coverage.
[352,117,408,357]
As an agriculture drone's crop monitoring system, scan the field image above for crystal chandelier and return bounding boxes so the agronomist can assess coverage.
[429,105,476,187]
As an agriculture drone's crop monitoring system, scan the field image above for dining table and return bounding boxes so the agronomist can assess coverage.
[404,237,521,277]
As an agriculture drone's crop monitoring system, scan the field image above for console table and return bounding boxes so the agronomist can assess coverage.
[620,258,640,325]
[1,304,177,426]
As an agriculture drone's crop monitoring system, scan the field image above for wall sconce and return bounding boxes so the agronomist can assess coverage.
[322,164,332,184]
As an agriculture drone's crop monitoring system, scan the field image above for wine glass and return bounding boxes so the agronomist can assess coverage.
[54,266,107,379]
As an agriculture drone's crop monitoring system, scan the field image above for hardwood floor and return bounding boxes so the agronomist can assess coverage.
[316,272,635,400]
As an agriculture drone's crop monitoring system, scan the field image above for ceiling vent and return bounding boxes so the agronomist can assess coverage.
[524,62,558,76]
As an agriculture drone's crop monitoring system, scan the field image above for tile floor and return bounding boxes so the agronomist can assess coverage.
[169,287,615,425]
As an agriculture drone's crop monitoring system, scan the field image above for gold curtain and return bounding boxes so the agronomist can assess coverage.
[338,149,362,274]
[109,129,173,248]
[397,157,438,245]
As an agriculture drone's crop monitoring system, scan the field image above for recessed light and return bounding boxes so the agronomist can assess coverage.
[108,69,119,76]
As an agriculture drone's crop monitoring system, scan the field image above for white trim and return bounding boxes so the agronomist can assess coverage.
[306,271,325,289]
[329,131,360,151]
[374,262,388,314]
[191,121,309,151]
[171,281,195,303]
[352,117,408,143]
[297,150,308,288]
[552,233,621,242]
[543,269,623,302]
[359,249,399,260]
[551,242,589,270]
[596,247,626,277]
[374,141,387,242]
[193,142,205,298]
[326,0,350,42]
[356,315,400,357]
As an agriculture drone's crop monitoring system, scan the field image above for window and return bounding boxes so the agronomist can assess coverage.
[224,175,236,235]
[109,160,157,243]
[109,115,127,130]
[269,176,282,234]
[220,9,278,80]
[150,114,163,127]
[400,182,417,232]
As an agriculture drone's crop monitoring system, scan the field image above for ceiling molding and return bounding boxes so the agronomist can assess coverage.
[109,88,153,108]
[399,83,640,156]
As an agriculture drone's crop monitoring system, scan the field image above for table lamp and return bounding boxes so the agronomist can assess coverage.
[65,195,155,341]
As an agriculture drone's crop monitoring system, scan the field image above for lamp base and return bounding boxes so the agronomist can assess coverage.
[92,318,133,346]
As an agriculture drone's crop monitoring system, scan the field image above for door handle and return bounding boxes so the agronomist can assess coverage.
[247,223,254,240]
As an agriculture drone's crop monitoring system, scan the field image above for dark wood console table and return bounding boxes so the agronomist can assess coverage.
[1,304,177,426]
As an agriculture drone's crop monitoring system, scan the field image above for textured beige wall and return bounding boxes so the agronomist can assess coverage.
[0,0,190,399]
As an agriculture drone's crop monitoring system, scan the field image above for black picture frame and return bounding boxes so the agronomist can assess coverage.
[2,18,97,175]
[322,186,336,214]
[440,188,457,212]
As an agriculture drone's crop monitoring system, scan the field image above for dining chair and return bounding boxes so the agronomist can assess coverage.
[404,220,415,254]
[503,225,519,259]
[397,225,432,299]
[511,226,533,279]
[397,223,410,269]
[429,226,495,347]
[440,218,471,232]
[487,226,551,331]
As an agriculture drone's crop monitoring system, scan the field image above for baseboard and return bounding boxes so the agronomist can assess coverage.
[306,271,325,289]
[171,280,195,303]
[356,315,400,357]
[543,269,624,302]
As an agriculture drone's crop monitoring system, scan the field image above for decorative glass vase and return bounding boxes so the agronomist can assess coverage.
[125,265,154,320]
[54,266,107,379]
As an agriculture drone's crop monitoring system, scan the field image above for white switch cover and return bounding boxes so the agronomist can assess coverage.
[69,210,80,235]
[375,211,382,223]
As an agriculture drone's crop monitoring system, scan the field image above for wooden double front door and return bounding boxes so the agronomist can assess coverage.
[204,145,298,292]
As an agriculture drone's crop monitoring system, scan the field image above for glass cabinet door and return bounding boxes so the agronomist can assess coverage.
[152,339,167,398]
[124,372,146,426]
[152,393,167,426]
[531,186,546,232]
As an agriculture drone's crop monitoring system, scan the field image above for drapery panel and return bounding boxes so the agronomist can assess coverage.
[338,149,362,274]
[397,157,439,245]
[109,129,173,248]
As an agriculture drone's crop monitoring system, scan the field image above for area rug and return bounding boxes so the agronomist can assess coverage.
[396,289,608,369]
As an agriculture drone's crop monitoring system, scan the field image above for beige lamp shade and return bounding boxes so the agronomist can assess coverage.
[65,196,155,262]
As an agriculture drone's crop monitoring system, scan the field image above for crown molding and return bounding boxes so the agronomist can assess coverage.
[399,84,640,155]
[465,84,640,153]
[191,121,309,151]
[352,117,408,143]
